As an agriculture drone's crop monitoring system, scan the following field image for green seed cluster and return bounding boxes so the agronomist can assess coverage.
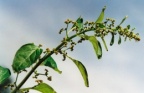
[57,17,140,60]
[59,17,140,41]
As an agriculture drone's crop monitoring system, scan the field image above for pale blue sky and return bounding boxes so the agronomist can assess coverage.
[0,0,144,93]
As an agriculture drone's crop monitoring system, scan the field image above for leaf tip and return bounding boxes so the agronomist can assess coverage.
[55,69,62,74]
[103,6,106,11]
[58,71,62,74]
[98,55,102,59]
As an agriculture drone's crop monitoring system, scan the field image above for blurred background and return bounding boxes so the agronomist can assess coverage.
[0,0,144,93]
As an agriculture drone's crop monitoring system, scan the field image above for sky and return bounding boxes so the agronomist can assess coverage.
[0,0,144,93]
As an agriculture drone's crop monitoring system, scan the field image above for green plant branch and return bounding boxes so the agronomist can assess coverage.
[11,29,94,93]
[11,15,141,92]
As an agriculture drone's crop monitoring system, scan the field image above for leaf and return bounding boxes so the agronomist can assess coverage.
[12,43,43,72]
[32,83,56,93]
[127,25,130,29]
[0,66,11,84]
[101,37,108,51]
[41,56,62,74]
[20,83,56,93]
[118,35,121,44]
[72,16,83,31]
[119,16,128,25]
[67,56,89,87]
[110,33,115,46]
[85,35,102,59]
[95,6,106,23]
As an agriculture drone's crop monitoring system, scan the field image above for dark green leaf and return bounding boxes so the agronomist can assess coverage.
[118,35,121,44]
[127,25,130,29]
[85,36,102,59]
[20,83,56,93]
[41,56,62,74]
[110,33,115,46]
[0,66,11,84]
[95,6,106,23]
[12,43,43,72]
[72,16,83,31]
[67,56,89,87]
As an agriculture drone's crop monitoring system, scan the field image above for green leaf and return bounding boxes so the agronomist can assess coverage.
[119,16,128,25]
[72,16,83,31]
[12,43,43,72]
[41,56,62,74]
[110,33,115,46]
[0,66,11,84]
[32,83,56,93]
[118,35,121,44]
[127,25,130,29]
[20,83,56,93]
[101,37,108,51]
[85,36,102,59]
[95,6,106,23]
[67,56,89,87]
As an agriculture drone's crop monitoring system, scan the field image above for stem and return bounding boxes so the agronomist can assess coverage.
[14,73,19,88]
[66,24,69,38]
[11,29,94,93]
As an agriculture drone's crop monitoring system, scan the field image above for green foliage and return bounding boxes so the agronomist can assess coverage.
[32,83,56,93]
[41,56,62,74]
[118,35,121,44]
[72,16,83,31]
[95,6,106,23]
[68,56,89,87]
[0,66,11,84]
[12,43,43,73]
[85,35,102,59]
[0,6,140,93]
[110,33,115,46]
[20,83,56,93]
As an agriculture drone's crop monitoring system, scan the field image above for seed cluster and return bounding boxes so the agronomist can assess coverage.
[33,69,52,81]
[59,17,140,41]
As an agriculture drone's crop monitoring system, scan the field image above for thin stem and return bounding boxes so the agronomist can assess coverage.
[14,73,19,88]
[12,54,53,93]
[66,24,69,38]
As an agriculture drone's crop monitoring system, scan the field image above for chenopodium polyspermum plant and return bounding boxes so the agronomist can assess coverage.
[0,6,140,93]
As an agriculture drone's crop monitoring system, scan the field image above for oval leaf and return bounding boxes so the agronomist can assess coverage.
[12,43,43,72]
[67,56,89,87]
[95,6,106,23]
[86,36,102,59]
[41,56,62,74]
[0,66,11,84]
[20,83,56,93]
[110,33,115,46]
